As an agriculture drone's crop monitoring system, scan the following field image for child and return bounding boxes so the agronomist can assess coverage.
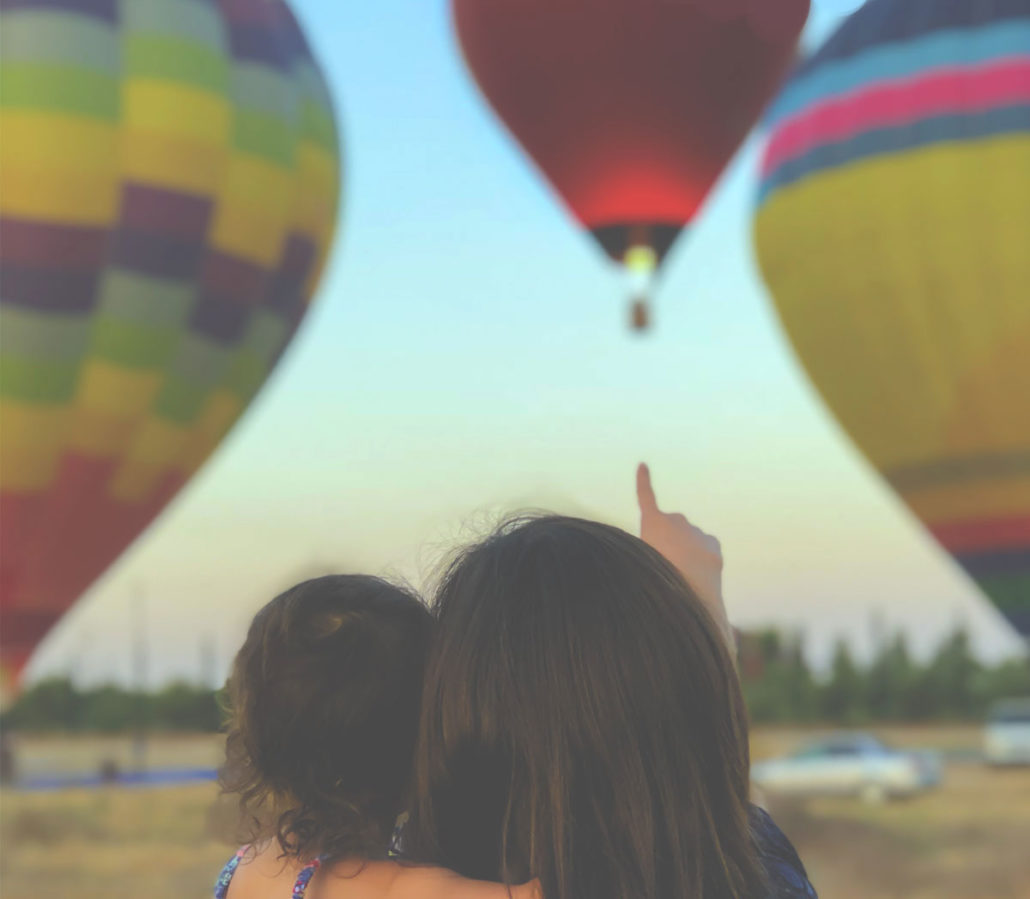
[215,574,538,899]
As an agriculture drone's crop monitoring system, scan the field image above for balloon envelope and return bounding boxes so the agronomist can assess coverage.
[0,0,342,685]
[755,0,1030,634]
[452,0,809,325]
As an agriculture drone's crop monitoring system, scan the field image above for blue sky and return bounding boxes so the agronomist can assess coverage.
[28,0,1026,687]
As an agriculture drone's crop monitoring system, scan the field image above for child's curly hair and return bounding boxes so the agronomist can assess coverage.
[220,575,432,862]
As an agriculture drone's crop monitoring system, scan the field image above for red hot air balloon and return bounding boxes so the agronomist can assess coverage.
[452,0,809,328]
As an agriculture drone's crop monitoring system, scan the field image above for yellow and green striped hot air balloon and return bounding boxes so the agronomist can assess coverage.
[0,0,341,691]
[754,0,1030,636]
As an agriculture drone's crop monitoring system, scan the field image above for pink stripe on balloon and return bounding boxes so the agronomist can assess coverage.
[932,516,1030,554]
[763,59,1030,176]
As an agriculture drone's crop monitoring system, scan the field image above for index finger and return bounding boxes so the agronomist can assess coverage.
[636,462,659,515]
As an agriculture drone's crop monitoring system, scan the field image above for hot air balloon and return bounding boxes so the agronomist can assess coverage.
[452,0,809,329]
[754,0,1030,635]
[0,0,342,691]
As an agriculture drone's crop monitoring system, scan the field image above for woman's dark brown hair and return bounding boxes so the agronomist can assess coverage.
[405,516,765,899]
[220,574,432,861]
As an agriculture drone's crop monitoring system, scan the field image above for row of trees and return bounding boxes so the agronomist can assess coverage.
[2,629,1027,732]
[1,679,224,733]
[740,629,1030,724]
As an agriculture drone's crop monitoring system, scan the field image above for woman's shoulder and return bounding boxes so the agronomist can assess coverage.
[749,805,819,899]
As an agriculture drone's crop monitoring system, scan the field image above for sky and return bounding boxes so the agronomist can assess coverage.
[26,0,1027,688]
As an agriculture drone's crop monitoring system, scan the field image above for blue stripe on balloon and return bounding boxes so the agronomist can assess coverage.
[229,24,293,68]
[959,548,1030,577]
[758,103,1030,205]
[0,0,117,19]
[1002,608,1030,633]
[767,20,1030,128]
[797,0,1030,78]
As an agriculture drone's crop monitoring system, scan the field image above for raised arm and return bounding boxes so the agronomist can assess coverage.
[636,463,736,658]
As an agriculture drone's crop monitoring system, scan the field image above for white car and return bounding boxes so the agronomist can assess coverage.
[984,698,1030,766]
[751,733,941,803]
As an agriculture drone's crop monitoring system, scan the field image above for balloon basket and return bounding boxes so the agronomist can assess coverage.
[630,298,651,332]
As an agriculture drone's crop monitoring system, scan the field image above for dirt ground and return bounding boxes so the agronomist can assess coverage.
[1,728,1028,899]
[767,765,1030,899]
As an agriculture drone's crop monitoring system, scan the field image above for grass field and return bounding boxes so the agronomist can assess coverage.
[2,728,1028,898]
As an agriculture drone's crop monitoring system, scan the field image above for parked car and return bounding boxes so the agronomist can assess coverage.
[984,698,1030,766]
[751,733,941,803]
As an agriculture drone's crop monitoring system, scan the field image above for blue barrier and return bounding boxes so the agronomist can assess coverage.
[15,767,219,792]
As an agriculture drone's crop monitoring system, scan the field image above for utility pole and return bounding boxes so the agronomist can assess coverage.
[868,606,887,662]
[131,587,149,773]
[199,633,217,690]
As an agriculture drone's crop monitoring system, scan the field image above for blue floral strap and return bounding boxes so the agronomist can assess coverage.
[214,846,248,899]
[292,857,323,897]
[214,846,322,899]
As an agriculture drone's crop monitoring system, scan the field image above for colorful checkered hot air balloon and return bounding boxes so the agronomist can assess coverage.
[0,0,342,690]
[754,0,1030,635]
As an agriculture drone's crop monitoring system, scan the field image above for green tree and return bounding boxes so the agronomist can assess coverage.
[4,677,82,731]
[865,633,915,720]
[780,634,818,721]
[925,629,981,719]
[744,668,793,723]
[972,657,1030,714]
[820,640,866,723]
[79,685,140,732]
[757,630,784,666]
[152,682,222,731]
[902,666,941,720]
[742,630,817,723]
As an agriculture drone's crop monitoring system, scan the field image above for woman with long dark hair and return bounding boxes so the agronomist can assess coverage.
[405,465,816,899]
